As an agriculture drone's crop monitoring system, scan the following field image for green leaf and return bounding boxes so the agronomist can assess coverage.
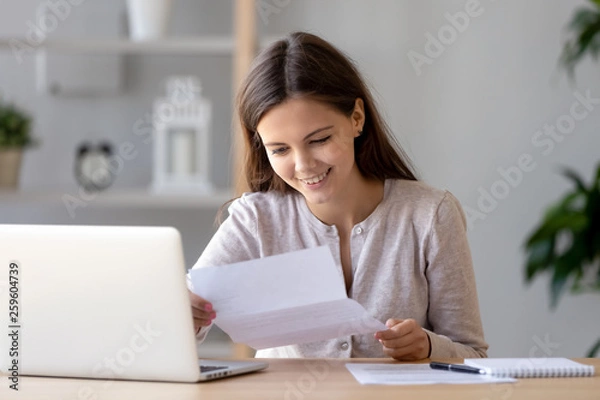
[549,240,588,308]
[561,166,589,193]
[0,101,33,149]
[525,212,587,247]
[573,7,599,24]
[587,337,600,358]
[560,8,600,75]
[550,261,570,309]
[543,191,585,221]
[583,191,600,261]
[525,239,554,282]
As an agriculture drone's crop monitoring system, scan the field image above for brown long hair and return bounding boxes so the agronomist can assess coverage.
[236,32,417,194]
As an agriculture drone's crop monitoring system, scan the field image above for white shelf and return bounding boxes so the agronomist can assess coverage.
[0,36,281,55]
[0,188,234,209]
[0,37,235,55]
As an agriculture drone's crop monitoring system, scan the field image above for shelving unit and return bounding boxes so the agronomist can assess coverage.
[0,0,262,203]
[0,37,235,55]
[0,189,234,209]
[0,0,259,358]
[0,36,277,55]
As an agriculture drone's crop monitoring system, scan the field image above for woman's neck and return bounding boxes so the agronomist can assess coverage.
[306,177,385,232]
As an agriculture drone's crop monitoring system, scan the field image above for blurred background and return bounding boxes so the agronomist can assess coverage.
[0,0,598,358]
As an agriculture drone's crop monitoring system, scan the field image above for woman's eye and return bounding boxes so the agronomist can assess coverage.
[311,135,331,145]
[270,147,288,155]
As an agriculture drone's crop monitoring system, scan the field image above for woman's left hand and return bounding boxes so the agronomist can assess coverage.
[374,318,431,361]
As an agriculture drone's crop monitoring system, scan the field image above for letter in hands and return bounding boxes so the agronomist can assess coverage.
[374,318,431,361]
[188,290,217,334]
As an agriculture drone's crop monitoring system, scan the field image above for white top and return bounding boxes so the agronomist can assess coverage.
[189,179,489,359]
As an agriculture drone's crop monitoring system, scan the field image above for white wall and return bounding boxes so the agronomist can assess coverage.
[1,0,598,357]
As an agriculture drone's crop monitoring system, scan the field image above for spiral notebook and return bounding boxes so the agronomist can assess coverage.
[464,358,595,378]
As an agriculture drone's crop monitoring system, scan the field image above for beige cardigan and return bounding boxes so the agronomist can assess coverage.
[189,179,488,359]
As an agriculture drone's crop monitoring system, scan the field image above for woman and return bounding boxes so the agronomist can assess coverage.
[188,31,488,360]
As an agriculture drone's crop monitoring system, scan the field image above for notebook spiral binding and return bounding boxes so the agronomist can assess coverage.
[490,364,593,378]
[464,358,595,378]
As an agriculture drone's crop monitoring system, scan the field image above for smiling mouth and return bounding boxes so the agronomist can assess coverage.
[299,168,331,185]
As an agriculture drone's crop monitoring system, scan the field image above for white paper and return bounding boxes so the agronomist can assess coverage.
[345,364,517,385]
[189,246,387,349]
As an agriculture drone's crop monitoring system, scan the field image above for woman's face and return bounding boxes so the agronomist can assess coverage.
[256,97,364,206]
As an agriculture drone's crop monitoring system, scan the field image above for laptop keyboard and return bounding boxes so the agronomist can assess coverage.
[200,365,228,373]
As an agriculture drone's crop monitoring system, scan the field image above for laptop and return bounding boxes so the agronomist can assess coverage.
[0,224,268,382]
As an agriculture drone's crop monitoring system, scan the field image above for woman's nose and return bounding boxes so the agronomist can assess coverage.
[294,149,317,172]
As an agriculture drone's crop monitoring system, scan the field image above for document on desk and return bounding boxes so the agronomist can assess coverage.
[189,246,387,349]
[345,364,517,385]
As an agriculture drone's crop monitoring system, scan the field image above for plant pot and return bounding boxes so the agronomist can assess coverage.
[0,148,22,189]
[126,0,174,41]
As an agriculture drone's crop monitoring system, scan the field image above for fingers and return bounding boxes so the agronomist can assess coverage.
[188,290,217,332]
[375,319,417,348]
[382,340,429,361]
[374,318,406,340]
[374,318,430,361]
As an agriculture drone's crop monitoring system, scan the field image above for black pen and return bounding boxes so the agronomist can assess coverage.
[429,362,486,375]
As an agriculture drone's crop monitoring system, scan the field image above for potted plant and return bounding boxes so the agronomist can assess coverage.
[524,0,600,357]
[524,166,600,356]
[0,100,33,189]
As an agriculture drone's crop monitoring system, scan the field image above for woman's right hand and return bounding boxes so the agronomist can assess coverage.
[188,290,217,334]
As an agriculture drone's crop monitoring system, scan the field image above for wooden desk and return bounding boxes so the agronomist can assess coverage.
[1,358,598,400]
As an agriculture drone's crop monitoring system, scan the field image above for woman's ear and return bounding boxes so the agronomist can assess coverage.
[352,98,365,137]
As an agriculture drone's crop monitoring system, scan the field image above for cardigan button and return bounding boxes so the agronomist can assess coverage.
[340,341,349,351]
[355,227,363,234]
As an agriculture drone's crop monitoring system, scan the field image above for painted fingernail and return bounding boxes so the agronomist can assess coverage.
[204,304,212,311]
[210,312,216,319]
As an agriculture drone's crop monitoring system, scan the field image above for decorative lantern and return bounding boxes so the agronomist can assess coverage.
[152,76,213,194]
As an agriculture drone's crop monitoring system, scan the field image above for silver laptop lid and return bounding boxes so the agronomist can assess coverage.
[0,224,202,382]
